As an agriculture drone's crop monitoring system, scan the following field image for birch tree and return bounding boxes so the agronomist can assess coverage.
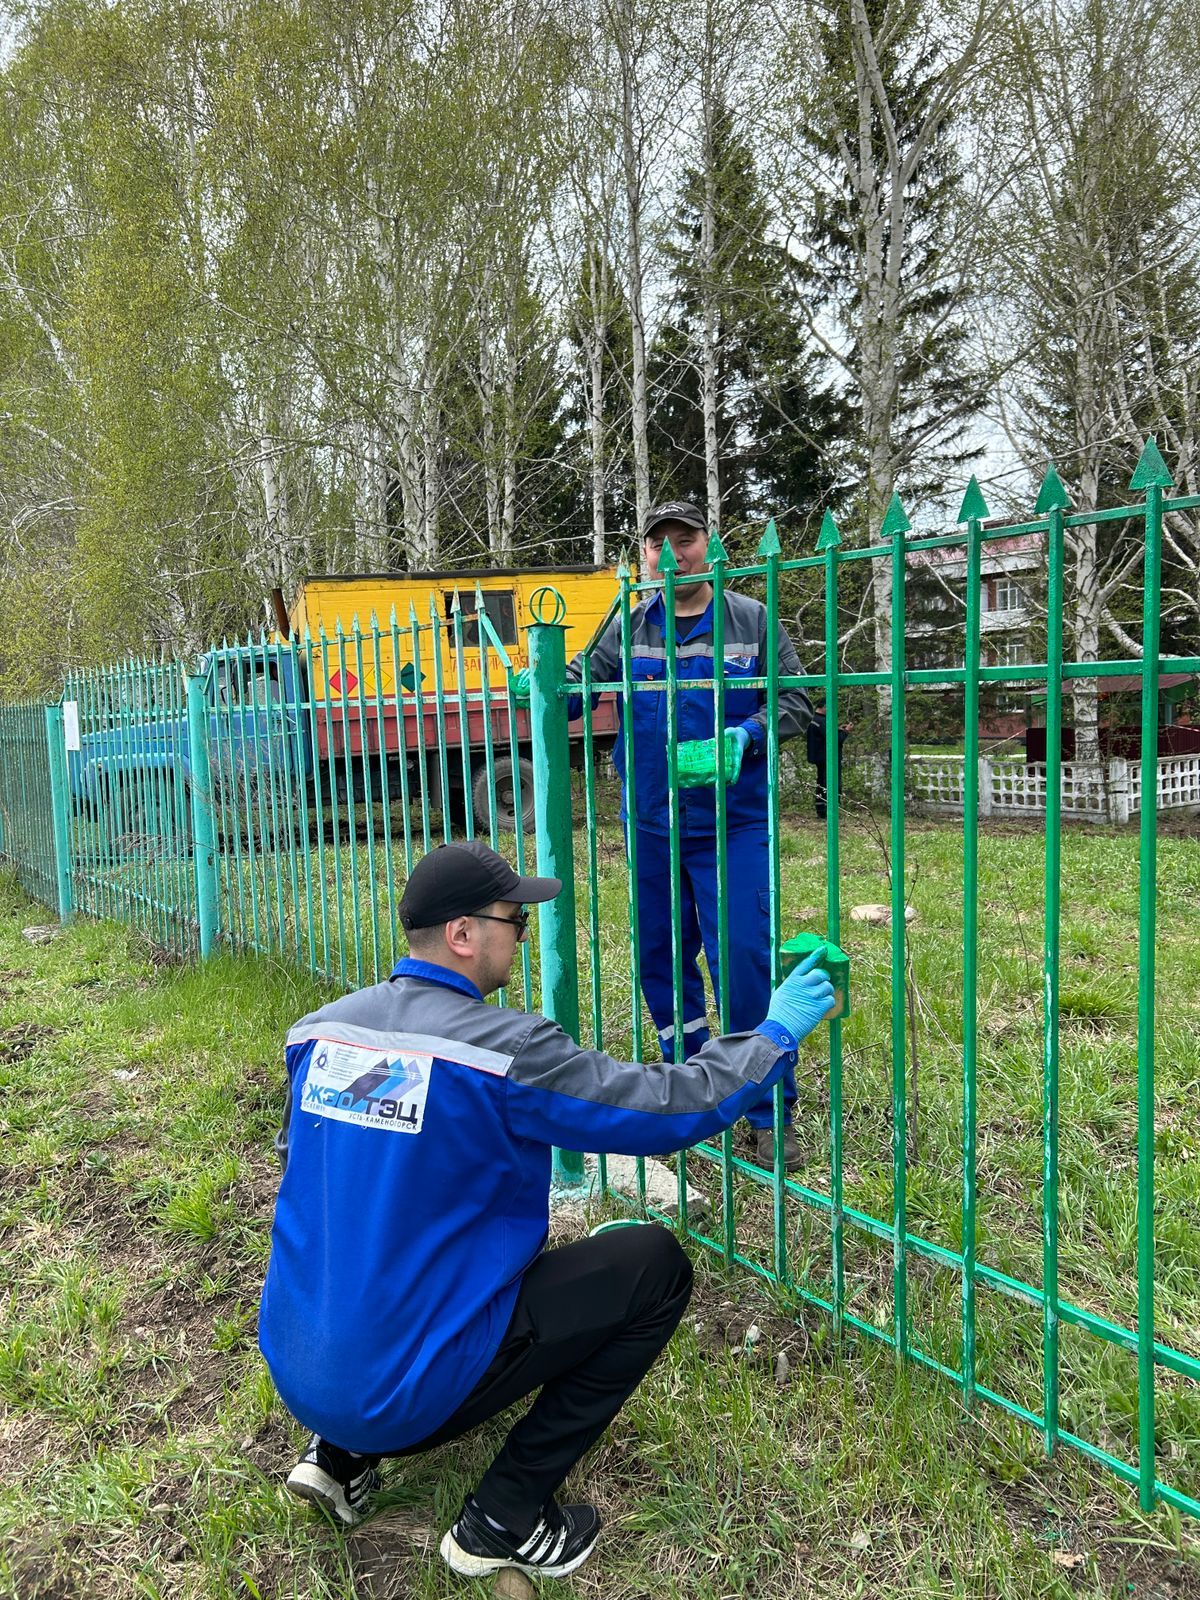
[771,0,999,691]
[992,0,1200,757]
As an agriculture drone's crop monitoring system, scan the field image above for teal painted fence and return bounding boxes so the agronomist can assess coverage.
[0,444,1197,1520]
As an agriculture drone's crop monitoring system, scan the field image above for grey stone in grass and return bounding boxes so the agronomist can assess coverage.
[849,903,916,926]
[21,925,60,945]
[493,1571,536,1599]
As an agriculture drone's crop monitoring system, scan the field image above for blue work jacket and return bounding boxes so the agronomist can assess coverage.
[566,587,811,836]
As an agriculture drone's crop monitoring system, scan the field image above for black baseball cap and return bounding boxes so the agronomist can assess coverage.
[645,500,706,537]
[399,841,561,930]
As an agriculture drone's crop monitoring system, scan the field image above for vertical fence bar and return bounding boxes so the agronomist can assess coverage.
[473,595,512,1004]
[371,618,397,973]
[818,511,845,1334]
[278,637,306,968]
[1037,465,1068,1454]
[884,493,911,1357]
[257,634,287,955]
[340,622,365,987]
[187,671,219,958]
[302,631,331,978]
[658,541,688,1224]
[451,592,475,841]
[1131,438,1170,1509]
[760,521,787,1280]
[354,618,381,981]
[409,606,433,858]
[709,532,736,1265]
[388,608,416,880]
[579,647,607,1191]
[527,589,583,1189]
[43,705,73,923]
[618,560,646,1208]
[959,479,988,1404]
[430,599,453,845]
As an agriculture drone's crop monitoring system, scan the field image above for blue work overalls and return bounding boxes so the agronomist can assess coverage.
[570,589,812,1130]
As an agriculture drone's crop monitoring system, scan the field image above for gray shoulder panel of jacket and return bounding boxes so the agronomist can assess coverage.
[508,1016,785,1115]
[285,979,543,1075]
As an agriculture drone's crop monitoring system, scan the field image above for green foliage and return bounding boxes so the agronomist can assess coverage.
[647,99,849,540]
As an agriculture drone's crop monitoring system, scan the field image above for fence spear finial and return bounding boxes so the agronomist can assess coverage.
[756,517,782,557]
[1130,436,1172,491]
[881,493,911,539]
[1035,463,1070,513]
[816,509,842,551]
[957,476,989,524]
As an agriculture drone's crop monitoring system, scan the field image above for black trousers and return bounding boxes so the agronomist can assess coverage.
[394,1223,693,1538]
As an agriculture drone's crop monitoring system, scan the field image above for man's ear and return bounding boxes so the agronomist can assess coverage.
[444,915,473,957]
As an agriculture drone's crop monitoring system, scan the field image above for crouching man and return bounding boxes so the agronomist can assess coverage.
[259,840,833,1583]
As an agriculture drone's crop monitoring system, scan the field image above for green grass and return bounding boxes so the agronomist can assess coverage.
[1,816,1200,1599]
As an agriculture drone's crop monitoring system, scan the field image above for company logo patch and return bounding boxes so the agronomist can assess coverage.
[302,1040,431,1135]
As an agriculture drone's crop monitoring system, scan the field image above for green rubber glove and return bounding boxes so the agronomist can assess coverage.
[677,729,750,789]
[724,726,750,785]
[510,667,531,707]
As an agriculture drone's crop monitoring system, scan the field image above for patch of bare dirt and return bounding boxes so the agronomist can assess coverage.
[1002,1486,1200,1599]
[347,1511,439,1599]
[0,1022,54,1063]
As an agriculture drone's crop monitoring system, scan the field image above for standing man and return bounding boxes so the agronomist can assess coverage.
[262,840,835,1583]
[520,502,812,1170]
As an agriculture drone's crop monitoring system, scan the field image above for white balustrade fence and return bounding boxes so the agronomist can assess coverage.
[906,753,1200,821]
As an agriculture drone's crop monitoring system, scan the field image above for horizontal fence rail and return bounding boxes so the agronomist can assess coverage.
[0,440,1196,1522]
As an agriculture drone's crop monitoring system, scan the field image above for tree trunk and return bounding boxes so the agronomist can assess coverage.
[700,87,721,532]
[1071,260,1103,766]
[617,1,651,533]
[589,302,607,564]
[480,260,501,556]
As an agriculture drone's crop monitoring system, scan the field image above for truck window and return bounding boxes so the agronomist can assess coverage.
[445,590,517,648]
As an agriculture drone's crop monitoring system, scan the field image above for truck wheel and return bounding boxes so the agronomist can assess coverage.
[472,757,535,834]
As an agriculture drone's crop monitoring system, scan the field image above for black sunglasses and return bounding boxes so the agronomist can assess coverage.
[473,909,530,934]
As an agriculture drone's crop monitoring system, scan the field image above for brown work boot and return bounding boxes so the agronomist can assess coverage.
[754,1125,802,1172]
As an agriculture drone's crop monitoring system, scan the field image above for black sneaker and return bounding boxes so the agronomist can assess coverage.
[285,1433,381,1526]
[440,1495,601,1579]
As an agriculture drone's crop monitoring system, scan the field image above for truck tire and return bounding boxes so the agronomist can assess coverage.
[472,756,535,834]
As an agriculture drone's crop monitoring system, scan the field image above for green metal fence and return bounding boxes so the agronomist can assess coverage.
[196,598,536,1009]
[0,701,60,911]
[62,657,196,957]
[571,441,1200,1522]
[0,440,1197,1521]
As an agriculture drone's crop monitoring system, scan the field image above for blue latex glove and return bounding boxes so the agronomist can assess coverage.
[765,946,835,1040]
[510,667,531,707]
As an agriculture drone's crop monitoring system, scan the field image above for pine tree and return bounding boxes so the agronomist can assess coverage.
[647,99,846,551]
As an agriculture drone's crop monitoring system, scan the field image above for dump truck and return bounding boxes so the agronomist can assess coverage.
[66,565,623,834]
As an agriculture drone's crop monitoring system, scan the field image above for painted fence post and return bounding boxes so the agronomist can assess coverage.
[526,588,584,1190]
[1131,435,1171,1513]
[186,672,219,959]
[43,705,74,923]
